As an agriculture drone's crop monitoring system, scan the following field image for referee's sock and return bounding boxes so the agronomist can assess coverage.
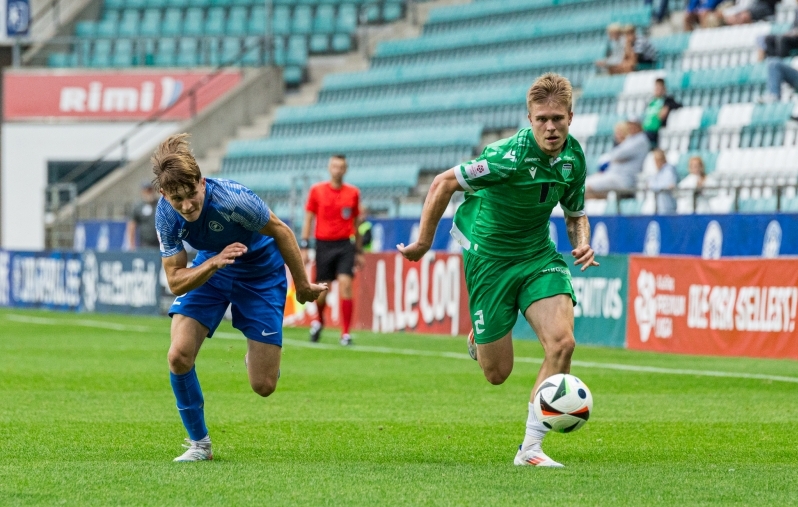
[170,366,209,441]
[317,301,326,326]
[341,298,353,335]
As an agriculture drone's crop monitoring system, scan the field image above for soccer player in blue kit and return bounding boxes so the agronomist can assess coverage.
[152,134,327,461]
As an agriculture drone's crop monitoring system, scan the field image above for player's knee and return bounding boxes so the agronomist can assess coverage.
[167,348,195,374]
[483,364,512,385]
[251,378,277,397]
[546,332,575,362]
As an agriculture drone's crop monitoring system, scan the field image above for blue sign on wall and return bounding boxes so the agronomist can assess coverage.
[6,0,29,36]
[74,220,129,252]
[369,214,798,258]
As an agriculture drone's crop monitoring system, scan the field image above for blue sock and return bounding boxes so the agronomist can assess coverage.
[170,366,208,441]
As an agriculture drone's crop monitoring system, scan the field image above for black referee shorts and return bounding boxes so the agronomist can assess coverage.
[315,239,355,282]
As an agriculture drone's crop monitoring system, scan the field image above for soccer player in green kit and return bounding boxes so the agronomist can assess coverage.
[398,73,598,467]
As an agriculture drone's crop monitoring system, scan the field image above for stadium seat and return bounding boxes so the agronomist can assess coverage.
[204,8,226,36]
[161,8,183,36]
[183,8,204,36]
[155,38,177,66]
[331,33,352,52]
[382,1,402,22]
[310,34,329,53]
[313,5,335,34]
[177,38,199,66]
[139,9,162,36]
[226,6,248,36]
[112,39,134,67]
[336,4,357,32]
[248,6,267,34]
[273,6,291,35]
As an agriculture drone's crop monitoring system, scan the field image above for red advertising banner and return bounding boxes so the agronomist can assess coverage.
[284,252,471,336]
[627,256,798,359]
[3,69,242,120]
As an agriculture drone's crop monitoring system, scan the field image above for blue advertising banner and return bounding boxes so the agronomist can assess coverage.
[6,251,83,311]
[80,251,162,315]
[370,214,798,258]
[74,221,129,252]
[5,0,29,36]
[0,250,162,315]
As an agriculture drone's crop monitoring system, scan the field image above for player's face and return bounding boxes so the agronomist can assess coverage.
[528,102,573,156]
[161,178,206,222]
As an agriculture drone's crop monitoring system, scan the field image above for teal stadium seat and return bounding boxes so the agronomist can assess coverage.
[155,38,177,66]
[161,8,183,36]
[139,9,162,36]
[146,0,168,8]
[221,37,241,64]
[102,10,120,22]
[242,36,265,65]
[292,5,313,34]
[167,0,189,7]
[118,10,140,36]
[211,0,234,7]
[91,39,112,67]
[382,1,402,22]
[204,7,226,36]
[248,6,267,34]
[127,0,147,9]
[177,38,199,66]
[95,19,117,37]
[287,35,308,66]
[226,6,248,36]
[310,34,329,53]
[336,4,357,32]
[112,39,134,66]
[48,52,75,67]
[273,6,291,35]
[183,8,204,36]
[331,33,351,52]
[105,0,125,10]
[313,5,335,34]
[362,3,380,24]
[75,21,97,37]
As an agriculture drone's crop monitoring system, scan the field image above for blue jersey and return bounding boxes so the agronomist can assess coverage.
[156,178,284,279]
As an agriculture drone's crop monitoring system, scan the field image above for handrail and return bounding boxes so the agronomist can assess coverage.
[49,35,274,200]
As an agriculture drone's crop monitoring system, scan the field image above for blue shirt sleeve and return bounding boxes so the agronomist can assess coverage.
[155,199,185,258]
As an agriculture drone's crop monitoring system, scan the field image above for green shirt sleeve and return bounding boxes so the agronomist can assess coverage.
[559,151,586,217]
[454,135,517,192]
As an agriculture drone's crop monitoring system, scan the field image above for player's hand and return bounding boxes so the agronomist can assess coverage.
[295,282,328,304]
[354,252,365,271]
[300,248,309,266]
[397,241,429,262]
[572,244,599,272]
[211,242,248,270]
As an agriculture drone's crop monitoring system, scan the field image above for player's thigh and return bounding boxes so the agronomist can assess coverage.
[229,268,287,344]
[476,330,514,378]
[463,252,522,346]
[334,241,355,278]
[246,340,281,396]
[168,276,232,340]
[518,258,576,351]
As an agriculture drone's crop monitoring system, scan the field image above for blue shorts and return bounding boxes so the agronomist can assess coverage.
[168,268,287,346]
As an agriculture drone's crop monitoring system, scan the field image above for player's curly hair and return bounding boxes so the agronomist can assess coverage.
[527,72,573,113]
[151,133,202,194]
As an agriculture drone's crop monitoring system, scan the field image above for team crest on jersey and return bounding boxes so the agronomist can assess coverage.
[209,221,224,232]
[342,207,352,219]
[562,163,573,176]
[178,228,190,239]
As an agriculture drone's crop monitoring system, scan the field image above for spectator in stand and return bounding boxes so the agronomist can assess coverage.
[724,0,780,25]
[127,181,160,250]
[761,13,798,59]
[678,156,707,189]
[648,149,678,214]
[586,116,650,198]
[646,0,672,24]
[642,78,682,145]
[596,23,627,73]
[607,26,658,75]
[760,59,798,110]
[684,0,725,30]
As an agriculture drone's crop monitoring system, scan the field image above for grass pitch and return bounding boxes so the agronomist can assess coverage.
[1,309,798,506]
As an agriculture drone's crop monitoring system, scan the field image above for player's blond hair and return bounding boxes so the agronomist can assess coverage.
[527,73,573,113]
[151,133,202,194]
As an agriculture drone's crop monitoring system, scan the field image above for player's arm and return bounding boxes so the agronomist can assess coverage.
[398,168,463,261]
[566,215,599,272]
[260,211,327,303]
[161,243,248,295]
[299,210,314,265]
[126,220,137,251]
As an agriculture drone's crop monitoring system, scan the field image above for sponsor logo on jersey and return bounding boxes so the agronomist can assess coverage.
[177,228,190,239]
[524,157,540,163]
[562,163,573,176]
[209,221,224,232]
[465,160,491,179]
[342,207,352,220]
[502,150,516,162]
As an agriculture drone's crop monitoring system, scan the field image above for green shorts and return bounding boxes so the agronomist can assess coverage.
[463,250,576,344]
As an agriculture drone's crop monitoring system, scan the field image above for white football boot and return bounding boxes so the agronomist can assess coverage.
[174,438,213,462]
[467,329,477,361]
[513,444,564,467]
[340,333,352,346]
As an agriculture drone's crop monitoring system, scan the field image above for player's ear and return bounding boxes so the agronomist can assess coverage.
[568,111,574,126]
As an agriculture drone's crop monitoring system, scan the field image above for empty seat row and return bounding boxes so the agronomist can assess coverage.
[222,165,420,192]
[106,0,394,8]
[424,0,641,35]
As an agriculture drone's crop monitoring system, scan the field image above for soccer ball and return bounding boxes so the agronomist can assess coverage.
[533,373,593,433]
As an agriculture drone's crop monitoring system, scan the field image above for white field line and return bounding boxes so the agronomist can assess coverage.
[5,313,798,384]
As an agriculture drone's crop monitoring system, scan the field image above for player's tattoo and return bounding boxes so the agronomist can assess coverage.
[566,215,590,249]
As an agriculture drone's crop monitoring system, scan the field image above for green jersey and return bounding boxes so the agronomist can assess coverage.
[451,128,586,260]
